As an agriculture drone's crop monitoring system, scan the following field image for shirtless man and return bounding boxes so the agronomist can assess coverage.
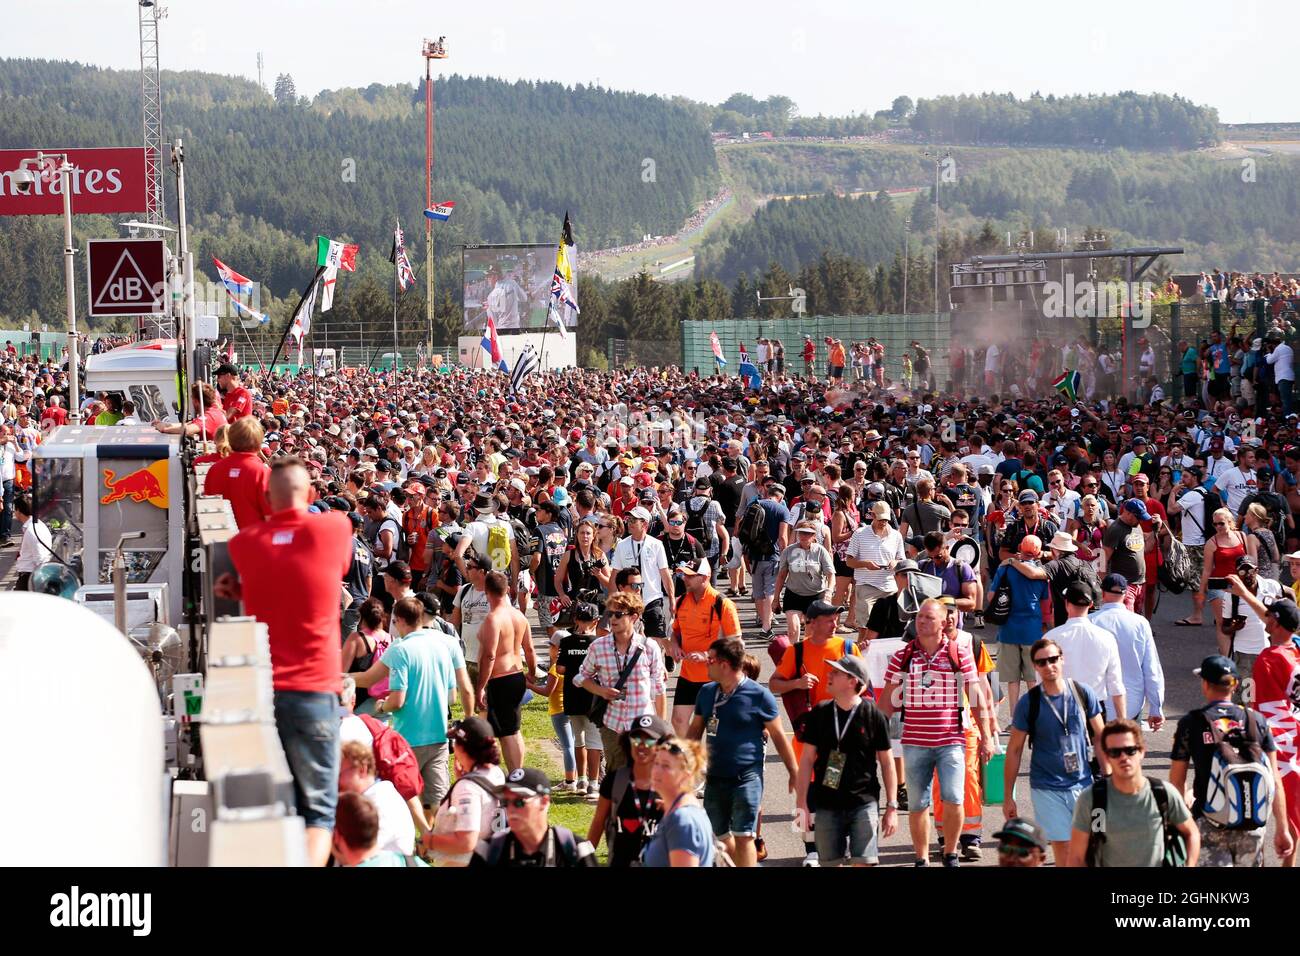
[475,570,536,771]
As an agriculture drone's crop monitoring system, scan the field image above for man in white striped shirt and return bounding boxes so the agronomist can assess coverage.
[845,501,906,639]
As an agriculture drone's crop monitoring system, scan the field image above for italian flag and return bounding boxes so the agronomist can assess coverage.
[316,236,359,272]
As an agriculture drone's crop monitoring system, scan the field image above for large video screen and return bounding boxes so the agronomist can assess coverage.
[462,244,577,332]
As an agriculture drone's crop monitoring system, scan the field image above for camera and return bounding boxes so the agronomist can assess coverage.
[9,166,36,195]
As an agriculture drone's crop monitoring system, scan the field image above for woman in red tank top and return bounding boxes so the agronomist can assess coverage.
[1199,507,1258,627]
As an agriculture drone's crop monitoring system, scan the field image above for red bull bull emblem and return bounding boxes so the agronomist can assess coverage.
[100,460,170,509]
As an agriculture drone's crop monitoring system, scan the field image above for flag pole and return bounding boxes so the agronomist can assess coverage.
[392,233,400,406]
[264,265,326,389]
[538,301,554,373]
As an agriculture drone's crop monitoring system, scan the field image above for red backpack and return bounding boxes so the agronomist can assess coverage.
[357,714,424,801]
[767,635,856,732]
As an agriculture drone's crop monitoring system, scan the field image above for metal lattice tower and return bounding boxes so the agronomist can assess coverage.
[140,2,165,226]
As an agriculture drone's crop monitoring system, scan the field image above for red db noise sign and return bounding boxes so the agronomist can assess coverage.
[86,239,168,317]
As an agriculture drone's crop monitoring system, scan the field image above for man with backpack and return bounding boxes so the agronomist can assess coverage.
[1166,465,1215,625]
[470,767,598,867]
[682,477,729,573]
[741,481,793,639]
[1068,719,1199,867]
[1228,591,1300,866]
[671,557,742,737]
[456,492,519,599]
[1169,655,1291,867]
[1003,636,1107,866]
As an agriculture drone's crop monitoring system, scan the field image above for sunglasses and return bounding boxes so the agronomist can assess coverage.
[506,796,537,808]
[998,843,1036,858]
[1104,745,1141,758]
[609,609,636,619]
[657,741,685,756]
[668,519,685,526]
[1033,654,1061,667]
[1213,521,1227,528]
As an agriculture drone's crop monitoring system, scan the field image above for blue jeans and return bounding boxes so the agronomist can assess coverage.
[273,690,341,831]
[0,478,12,540]
[902,743,965,811]
[815,802,880,865]
[1280,378,1294,417]
[704,769,763,838]
[550,713,576,775]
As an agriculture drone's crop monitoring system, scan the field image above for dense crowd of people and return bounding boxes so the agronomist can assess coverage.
[2,326,1298,870]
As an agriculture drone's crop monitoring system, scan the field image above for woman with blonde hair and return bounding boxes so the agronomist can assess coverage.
[641,736,716,867]
[1242,502,1280,581]
[1199,508,1255,627]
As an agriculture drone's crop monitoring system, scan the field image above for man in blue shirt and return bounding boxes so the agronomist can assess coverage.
[688,635,797,867]
[1089,573,1166,729]
[989,532,1050,714]
[354,596,475,817]
[1002,635,1106,866]
[749,480,794,639]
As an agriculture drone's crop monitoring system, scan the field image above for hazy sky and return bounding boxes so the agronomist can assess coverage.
[5,0,1296,123]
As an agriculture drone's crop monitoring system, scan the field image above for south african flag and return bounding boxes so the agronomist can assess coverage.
[1052,368,1082,403]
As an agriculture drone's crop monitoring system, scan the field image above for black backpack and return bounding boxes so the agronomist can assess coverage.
[739,500,774,560]
[1086,778,1187,868]
[684,497,716,554]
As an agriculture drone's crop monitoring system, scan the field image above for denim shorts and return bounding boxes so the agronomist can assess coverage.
[815,802,880,865]
[751,559,779,599]
[273,690,341,831]
[704,769,763,838]
[1031,784,1087,842]
[902,743,964,810]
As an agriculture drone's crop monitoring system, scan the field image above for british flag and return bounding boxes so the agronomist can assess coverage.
[391,225,417,292]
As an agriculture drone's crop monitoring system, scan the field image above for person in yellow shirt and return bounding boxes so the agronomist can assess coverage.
[1287,551,1300,604]
[528,632,575,791]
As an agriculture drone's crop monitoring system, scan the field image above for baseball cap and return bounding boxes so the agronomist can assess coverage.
[1193,654,1238,685]
[1123,498,1152,521]
[676,556,711,578]
[626,714,673,742]
[628,506,652,522]
[1236,554,1258,570]
[993,818,1047,851]
[1064,582,1094,607]
[1017,489,1039,504]
[1266,598,1300,632]
[573,602,600,622]
[827,655,871,687]
[1101,572,1128,594]
[384,561,412,583]
[497,766,552,798]
[795,521,818,534]
[448,716,495,750]
[693,476,712,490]
[805,600,846,620]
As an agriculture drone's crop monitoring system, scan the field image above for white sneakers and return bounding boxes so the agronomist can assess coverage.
[802,851,820,867]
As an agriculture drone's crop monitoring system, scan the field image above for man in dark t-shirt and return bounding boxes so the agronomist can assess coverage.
[557,606,603,790]
[794,655,898,867]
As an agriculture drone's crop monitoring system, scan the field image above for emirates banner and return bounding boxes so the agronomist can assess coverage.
[0,147,151,217]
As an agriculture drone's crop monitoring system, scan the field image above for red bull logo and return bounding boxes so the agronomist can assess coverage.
[100,460,170,509]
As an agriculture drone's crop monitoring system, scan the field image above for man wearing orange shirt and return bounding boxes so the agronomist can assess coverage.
[403,481,435,590]
[669,557,741,737]
[202,417,271,529]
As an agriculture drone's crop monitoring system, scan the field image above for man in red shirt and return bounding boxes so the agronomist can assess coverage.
[40,396,67,430]
[1130,472,1167,618]
[1236,593,1300,866]
[202,417,271,528]
[151,382,227,439]
[215,363,253,421]
[217,457,353,866]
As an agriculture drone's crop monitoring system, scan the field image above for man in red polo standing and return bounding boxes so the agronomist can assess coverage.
[215,363,253,421]
[217,456,353,866]
[202,416,271,528]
